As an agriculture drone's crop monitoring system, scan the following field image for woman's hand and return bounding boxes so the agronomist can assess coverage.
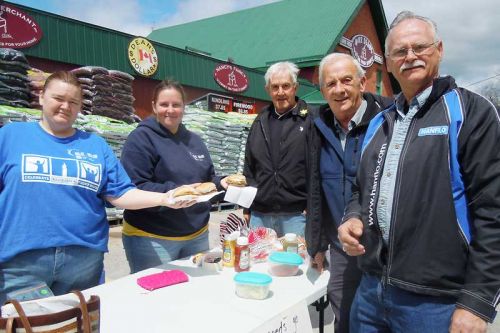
[163,189,197,209]
[220,177,229,190]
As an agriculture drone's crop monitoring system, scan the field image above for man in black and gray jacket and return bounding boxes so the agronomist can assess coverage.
[339,11,500,333]
[243,61,316,237]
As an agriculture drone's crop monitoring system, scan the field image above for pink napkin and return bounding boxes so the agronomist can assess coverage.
[137,270,189,291]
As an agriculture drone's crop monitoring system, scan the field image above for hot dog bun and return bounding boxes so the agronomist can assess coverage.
[226,174,247,187]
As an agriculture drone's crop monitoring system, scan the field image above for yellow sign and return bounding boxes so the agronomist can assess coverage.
[128,37,158,77]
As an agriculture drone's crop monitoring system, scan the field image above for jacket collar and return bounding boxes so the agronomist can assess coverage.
[392,76,457,118]
[318,92,384,129]
[262,97,309,119]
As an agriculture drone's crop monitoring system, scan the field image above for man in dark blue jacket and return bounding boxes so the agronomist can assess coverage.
[305,53,392,333]
[339,11,500,333]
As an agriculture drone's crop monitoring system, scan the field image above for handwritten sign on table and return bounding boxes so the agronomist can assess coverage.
[250,300,313,333]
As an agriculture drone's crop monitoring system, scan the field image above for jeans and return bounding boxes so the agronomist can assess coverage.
[328,245,362,333]
[350,274,456,333]
[249,212,306,237]
[0,246,104,304]
[122,231,209,274]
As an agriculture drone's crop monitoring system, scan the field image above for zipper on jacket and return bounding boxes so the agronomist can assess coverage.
[385,118,417,286]
[353,135,359,166]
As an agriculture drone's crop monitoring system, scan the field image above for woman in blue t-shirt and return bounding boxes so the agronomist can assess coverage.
[0,71,192,304]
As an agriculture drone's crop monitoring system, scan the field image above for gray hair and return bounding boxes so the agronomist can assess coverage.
[385,11,440,54]
[318,53,365,86]
[264,61,299,87]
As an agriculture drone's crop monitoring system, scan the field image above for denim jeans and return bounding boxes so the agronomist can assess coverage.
[0,246,104,304]
[350,274,456,333]
[249,212,306,237]
[122,231,209,274]
[328,245,362,333]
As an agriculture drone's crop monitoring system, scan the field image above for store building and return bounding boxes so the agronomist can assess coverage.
[149,0,398,103]
[1,1,321,118]
[2,0,397,118]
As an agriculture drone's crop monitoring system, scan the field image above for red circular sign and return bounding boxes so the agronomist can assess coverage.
[0,4,43,49]
[351,34,375,68]
[213,64,249,93]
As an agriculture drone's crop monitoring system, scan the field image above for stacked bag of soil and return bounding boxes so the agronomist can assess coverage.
[183,106,256,176]
[27,68,51,110]
[71,66,139,123]
[0,48,31,108]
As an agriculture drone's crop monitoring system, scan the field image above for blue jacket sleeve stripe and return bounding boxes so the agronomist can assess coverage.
[361,108,389,156]
[444,89,471,244]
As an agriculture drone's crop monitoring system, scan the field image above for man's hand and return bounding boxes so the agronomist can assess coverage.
[338,218,365,256]
[311,252,326,273]
[449,308,487,333]
[243,212,250,225]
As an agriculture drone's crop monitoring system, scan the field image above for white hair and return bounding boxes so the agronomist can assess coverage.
[385,11,441,54]
[318,53,365,86]
[264,61,299,87]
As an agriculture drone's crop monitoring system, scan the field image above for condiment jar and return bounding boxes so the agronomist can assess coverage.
[234,236,250,272]
[283,233,298,253]
[222,232,239,267]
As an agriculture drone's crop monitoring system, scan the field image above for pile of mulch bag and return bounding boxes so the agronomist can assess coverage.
[27,68,51,110]
[0,48,31,108]
[71,66,139,124]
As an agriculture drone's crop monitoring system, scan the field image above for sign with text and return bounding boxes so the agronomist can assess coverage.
[0,4,43,49]
[128,37,158,77]
[232,99,256,114]
[208,93,233,113]
[251,300,313,333]
[213,63,249,92]
[340,35,383,68]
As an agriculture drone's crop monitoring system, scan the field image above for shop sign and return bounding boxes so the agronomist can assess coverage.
[208,93,233,112]
[213,64,249,92]
[0,4,43,49]
[128,37,158,77]
[339,35,383,68]
[232,99,256,114]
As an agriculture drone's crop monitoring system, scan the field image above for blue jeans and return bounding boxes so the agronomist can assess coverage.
[122,231,209,273]
[0,246,104,304]
[350,274,456,333]
[249,212,306,237]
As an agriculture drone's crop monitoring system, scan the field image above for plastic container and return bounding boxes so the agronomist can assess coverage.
[233,272,272,300]
[268,251,303,277]
[283,233,298,253]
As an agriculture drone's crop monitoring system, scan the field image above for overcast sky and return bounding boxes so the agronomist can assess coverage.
[8,0,499,90]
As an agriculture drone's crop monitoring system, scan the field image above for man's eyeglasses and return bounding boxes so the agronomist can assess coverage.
[387,41,440,60]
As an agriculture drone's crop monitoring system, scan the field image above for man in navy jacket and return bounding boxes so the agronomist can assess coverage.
[306,53,392,333]
[339,11,500,333]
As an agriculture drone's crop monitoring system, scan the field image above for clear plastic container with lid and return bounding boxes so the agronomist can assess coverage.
[234,272,272,300]
[268,251,303,276]
[283,233,298,253]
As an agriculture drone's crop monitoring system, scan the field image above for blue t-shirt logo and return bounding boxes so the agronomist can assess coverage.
[22,154,102,192]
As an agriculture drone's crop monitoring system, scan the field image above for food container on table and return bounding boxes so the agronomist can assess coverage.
[233,272,272,300]
[268,251,303,277]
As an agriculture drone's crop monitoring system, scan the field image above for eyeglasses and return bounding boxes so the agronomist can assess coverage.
[387,41,439,61]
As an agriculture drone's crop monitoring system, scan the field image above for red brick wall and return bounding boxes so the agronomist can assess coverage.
[297,1,393,97]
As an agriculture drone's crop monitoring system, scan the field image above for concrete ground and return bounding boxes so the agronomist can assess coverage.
[104,209,499,333]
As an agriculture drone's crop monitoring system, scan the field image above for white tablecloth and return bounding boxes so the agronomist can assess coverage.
[84,257,329,332]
